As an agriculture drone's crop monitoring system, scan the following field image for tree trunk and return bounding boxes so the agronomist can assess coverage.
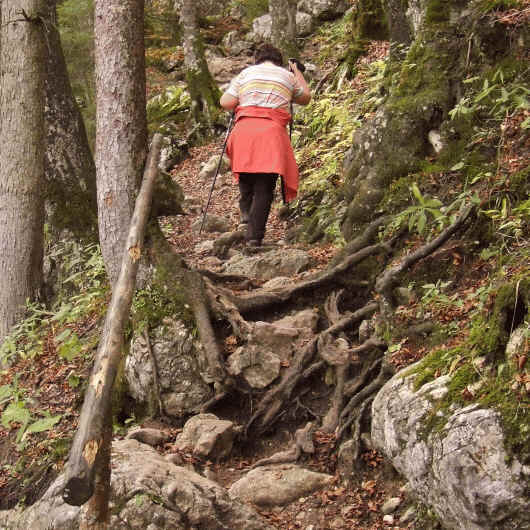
[0,0,47,342]
[94,0,147,286]
[44,0,98,239]
[180,0,220,126]
[270,0,298,60]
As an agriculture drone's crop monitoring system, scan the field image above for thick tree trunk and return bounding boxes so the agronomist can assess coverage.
[44,0,97,239]
[94,0,147,285]
[63,134,163,509]
[0,0,46,342]
[180,0,220,125]
[270,0,298,59]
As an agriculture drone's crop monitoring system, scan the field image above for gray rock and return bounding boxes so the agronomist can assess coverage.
[222,30,253,55]
[249,14,272,42]
[297,0,349,20]
[262,276,291,290]
[227,345,281,388]
[229,464,334,506]
[126,427,170,447]
[125,319,212,418]
[158,135,187,171]
[194,239,215,254]
[382,514,394,525]
[506,324,526,367]
[428,129,443,154]
[0,440,274,529]
[198,154,230,183]
[191,214,232,234]
[223,248,312,281]
[175,413,236,459]
[381,497,401,514]
[371,365,530,529]
[296,11,313,36]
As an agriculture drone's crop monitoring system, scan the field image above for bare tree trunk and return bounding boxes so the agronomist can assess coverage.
[180,0,220,126]
[94,0,147,285]
[63,134,163,510]
[44,0,97,239]
[0,0,46,342]
[270,0,298,59]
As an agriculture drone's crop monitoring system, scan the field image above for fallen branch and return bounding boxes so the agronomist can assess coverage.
[63,134,163,507]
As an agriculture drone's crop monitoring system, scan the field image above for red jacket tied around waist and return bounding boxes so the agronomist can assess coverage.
[226,106,299,202]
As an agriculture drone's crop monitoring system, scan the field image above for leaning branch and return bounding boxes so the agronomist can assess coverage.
[375,204,474,306]
[62,134,163,507]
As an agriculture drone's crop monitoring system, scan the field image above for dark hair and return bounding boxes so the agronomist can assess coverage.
[254,43,283,67]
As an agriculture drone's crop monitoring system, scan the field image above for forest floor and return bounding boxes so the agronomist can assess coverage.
[156,144,414,530]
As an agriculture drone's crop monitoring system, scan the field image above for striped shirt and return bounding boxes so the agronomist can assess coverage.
[225,62,303,111]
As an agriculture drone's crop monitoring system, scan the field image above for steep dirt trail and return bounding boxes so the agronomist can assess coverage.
[160,145,412,530]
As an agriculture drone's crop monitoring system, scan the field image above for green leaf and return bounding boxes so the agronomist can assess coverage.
[58,334,81,361]
[0,384,13,404]
[521,116,530,130]
[1,401,31,429]
[450,161,465,171]
[424,198,443,208]
[417,212,427,234]
[410,183,424,205]
[67,373,81,388]
[55,329,72,343]
[26,415,61,434]
[408,212,418,232]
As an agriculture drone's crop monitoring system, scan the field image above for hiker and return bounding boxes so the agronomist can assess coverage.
[220,43,311,247]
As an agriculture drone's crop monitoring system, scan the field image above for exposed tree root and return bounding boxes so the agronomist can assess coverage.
[337,360,394,440]
[229,239,392,314]
[244,302,379,435]
[250,422,315,468]
[375,204,474,308]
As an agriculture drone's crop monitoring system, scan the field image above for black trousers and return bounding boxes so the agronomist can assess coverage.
[239,172,278,242]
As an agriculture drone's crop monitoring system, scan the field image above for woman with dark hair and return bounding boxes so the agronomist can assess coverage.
[220,44,311,247]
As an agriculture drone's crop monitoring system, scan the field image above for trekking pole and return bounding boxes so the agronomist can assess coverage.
[199,112,235,235]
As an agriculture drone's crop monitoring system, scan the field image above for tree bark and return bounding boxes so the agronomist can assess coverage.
[44,0,97,239]
[0,0,47,342]
[62,134,163,509]
[180,0,220,126]
[270,0,298,60]
[94,0,147,285]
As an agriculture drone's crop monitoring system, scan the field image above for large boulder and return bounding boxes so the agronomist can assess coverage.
[371,366,530,530]
[229,464,334,506]
[125,319,212,418]
[0,439,274,529]
[223,248,312,280]
[175,413,236,459]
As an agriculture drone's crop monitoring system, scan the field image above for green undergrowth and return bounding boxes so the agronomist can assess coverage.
[291,48,392,244]
[407,276,530,463]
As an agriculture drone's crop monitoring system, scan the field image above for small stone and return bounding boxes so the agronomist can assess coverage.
[381,497,401,514]
[296,511,306,520]
[399,505,416,524]
[382,514,394,525]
